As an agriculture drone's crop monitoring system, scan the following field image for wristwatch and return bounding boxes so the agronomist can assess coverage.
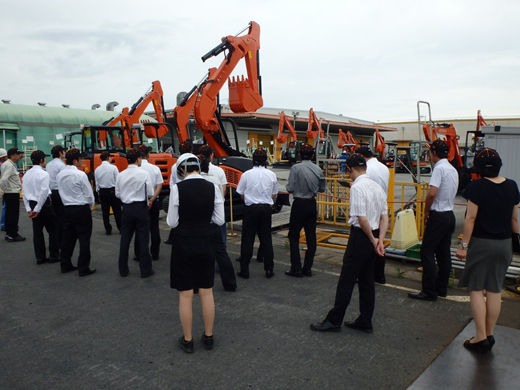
[460,241,468,250]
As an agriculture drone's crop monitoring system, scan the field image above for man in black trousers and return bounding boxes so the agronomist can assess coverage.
[408,140,458,301]
[22,150,59,264]
[94,151,121,235]
[311,153,388,333]
[115,148,154,278]
[56,148,96,277]
[46,145,66,256]
[285,144,325,277]
[0,147,25,242]
[236,148,279,279]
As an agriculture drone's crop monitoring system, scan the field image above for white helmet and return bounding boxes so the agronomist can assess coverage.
[176,153,200,181]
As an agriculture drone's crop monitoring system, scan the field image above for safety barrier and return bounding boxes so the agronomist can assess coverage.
[315,168,429,244]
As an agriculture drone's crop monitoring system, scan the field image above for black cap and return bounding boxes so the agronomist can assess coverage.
[345,153,367,169]
[7,147,23,157]
[474,148,502,169]
[356,146,373,158]
[30,150,49,164]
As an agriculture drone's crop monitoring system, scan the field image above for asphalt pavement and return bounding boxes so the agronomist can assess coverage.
[1,204,519,389]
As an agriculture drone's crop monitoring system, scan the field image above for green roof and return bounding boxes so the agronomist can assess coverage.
[0,103,156,127]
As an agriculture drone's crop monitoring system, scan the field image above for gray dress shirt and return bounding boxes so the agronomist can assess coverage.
[286,160,326,198]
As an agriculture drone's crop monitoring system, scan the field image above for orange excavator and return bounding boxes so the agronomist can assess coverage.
[374,129,386,160]
[422,121,463,168]
[101,80,175,188]
[277,111,300,163]
[174,21,263,158]
[337,129,358,152]
[172,21,288,217]
[306,107,325,145]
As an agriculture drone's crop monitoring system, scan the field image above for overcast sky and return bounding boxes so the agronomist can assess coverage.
[1,0,519,122]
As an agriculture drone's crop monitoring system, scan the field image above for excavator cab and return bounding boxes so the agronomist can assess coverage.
[77,125,129,177]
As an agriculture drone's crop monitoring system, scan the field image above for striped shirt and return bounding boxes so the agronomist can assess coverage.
[348,174,387,229]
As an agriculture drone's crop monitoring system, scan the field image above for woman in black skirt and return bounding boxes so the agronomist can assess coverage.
[456,148,519,352]
[166,153,225,353]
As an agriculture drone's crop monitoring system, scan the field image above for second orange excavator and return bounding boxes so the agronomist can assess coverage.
[173,21,263,158]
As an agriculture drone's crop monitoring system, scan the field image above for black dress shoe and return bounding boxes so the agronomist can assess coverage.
[223,285,237,292]
[265,269,274,278]
[375,277,386,284]
[6,234,26,242]
[61,264,78,273]
[47,257,60,264]
[408,291,437,301]
[36,258,48,265]
[202,334,214,350]
[344,320,373,334]
[79,268,96,277]
[487,335,495,350]
[178,336,194,353]
[141,269,155,278]
[310,320,341,332]
[302,269,313,277]
[463,337,491,353]
[105,230,112,235]
[237,271,249,279]
[120,269,129,277]
[285,270,303,277]
[164,239,172,245]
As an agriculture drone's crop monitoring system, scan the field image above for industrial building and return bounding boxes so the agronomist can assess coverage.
[379,114,520,146]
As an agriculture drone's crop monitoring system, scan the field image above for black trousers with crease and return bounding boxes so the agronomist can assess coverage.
[239,204,274,272]
[61,205,92,273]
[29,199,59,261]
[120,202,152,276]
[325,227,378,326]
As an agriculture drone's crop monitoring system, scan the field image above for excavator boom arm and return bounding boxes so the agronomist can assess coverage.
[277,111,298,144]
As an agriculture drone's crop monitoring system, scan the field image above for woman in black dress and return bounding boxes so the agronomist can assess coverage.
[456,148,519,352]
[166,153,225,353]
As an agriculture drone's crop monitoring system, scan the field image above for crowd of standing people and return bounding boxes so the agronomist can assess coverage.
[0,138,517,355]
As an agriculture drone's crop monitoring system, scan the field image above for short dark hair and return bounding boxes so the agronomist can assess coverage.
[7,147,22,158]
[300,144,314,160]
[474,148,502,178]
[30,150,47,165]
[126,148,141,164]
[345,153,367,170]
[356,146,373,158]
[179,140,193,154]
[252,148,268,166]
[198,144,213,157]
[430,139,449,159]
[65,148,81,165]
[137,144,151,157]
[51,145,65,158]
[100,151,111,161]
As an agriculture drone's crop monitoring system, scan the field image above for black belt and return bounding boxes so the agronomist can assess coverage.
[351,226,380,235]
[294,197,315,201]
[430,210,453,214]
[124,201,147,205]
[64,204,90,208]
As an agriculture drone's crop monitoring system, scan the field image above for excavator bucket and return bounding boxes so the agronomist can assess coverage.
[228,75,263,113]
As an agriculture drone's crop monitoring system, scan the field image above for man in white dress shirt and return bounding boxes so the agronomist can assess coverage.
[408,139,458,301]
[357,146,390,284]
[94,151,121,235]
[22,150,59,264]
[115,148,154,278]
[56,148,96,276]
[137,145,163,260]
[311,153,388,333]
[236,148,279,279]
[46,145,66,255]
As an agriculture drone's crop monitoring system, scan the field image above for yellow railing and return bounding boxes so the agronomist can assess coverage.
[316,168,429,244]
